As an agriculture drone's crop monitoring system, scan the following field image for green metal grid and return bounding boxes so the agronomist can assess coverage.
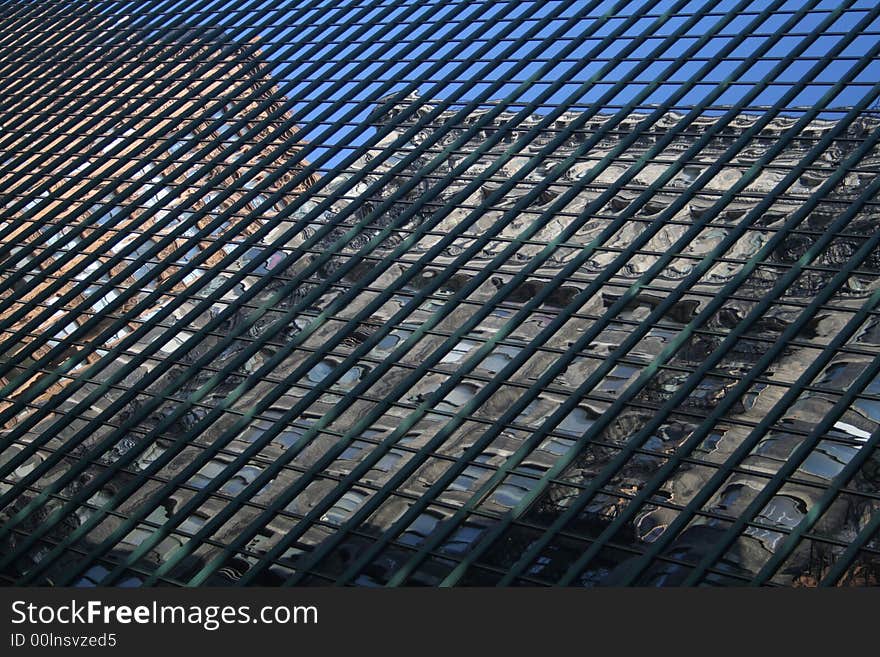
[1,0,880,586]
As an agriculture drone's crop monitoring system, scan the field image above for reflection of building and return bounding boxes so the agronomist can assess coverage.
[0,24,325,583]
[0,27,318,406]
[296,95,880,586]
[3,16,880,586]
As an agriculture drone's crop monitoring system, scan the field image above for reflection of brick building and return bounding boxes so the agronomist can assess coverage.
[0,26,318,412]
[0,23,325,582]
[4,9,880,587]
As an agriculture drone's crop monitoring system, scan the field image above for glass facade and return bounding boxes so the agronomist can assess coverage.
[1,0,880,587]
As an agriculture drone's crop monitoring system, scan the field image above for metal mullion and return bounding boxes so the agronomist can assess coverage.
[0,34,266,329]
[0,221,873,278]
[4,419,713,530]
[0,0,422,512]
[20,157,877,199]
[275,481,858,578]
[12,285,879,402]
[0,0,64,40]
[676,299,880,585]
[3,532,201,588]
[123,19,880,49]
[2,1,505,65]
[3,445,478,546]
[0,474,438,586]
[6,0,878,590]
[20,41,880,69]
[30,384,880,514]
[20,0,602,585]
[551,123,880,587]
[9,129,880,163]
[4,327,862,433]
[6,284,869,396]
[240,0,790,587]
[14,388,880,515]
[0,0,538,402]
[13,335,880,486]
[273,23,870,45]
[19,227,880,287]
[533,124,880,585]
[0,0,327,304]
[558,226,880,586]
[0,43,154,157]
[0,0,192,112]
[281,513,771,588]
[67,0,650,587]
[4,447,516,562]
[11,435,880,558]
[590,281,871,313]
[310,75,880,86]
[309,180,880,206]
[0,0,421,407]
[4,468,386,553]
[271,494,770,587]
[87,0,680,588]
[12,66,880,89]
[6,53,877,75]
[28,0,523,33]
[10,402,880,562]
[10,180,877,260]
[175,5,880,24]
[7,252,880,374]
[0,1,113,88]
[0,479,226,582]
[20,1,843,24]
[507,119,880,586]
[15,198,880,259]
[304,179,880,209]
[161,53,880,66]
[11,166,880,213]
[3,527,186,587]
[44,98,865,114]
[414,102,875,114]
[0,1,114,83]
[6,426,879,570]
[750,412,880,584]
[0,0,446,532]
[0,335,814,435]
[293,244,880,283]
[11,98,880,125]
[426,9,880,588]
[0,0,536,540]
[289,346,880,409]
[294,551,758,587]
[292,154,880,176]
[52,6,841,36]
[162,0,740,588]
[0,9,276,364]
[330,0,839,587]
[0,0,234,201]
[351,246,880,280]
[320,161,880,182]
[0,0,364,288]
[819,501,880,585]
[15,419,779,562]
[67,202,880,248]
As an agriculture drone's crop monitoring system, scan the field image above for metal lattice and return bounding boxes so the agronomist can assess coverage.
[2,0,880,586]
